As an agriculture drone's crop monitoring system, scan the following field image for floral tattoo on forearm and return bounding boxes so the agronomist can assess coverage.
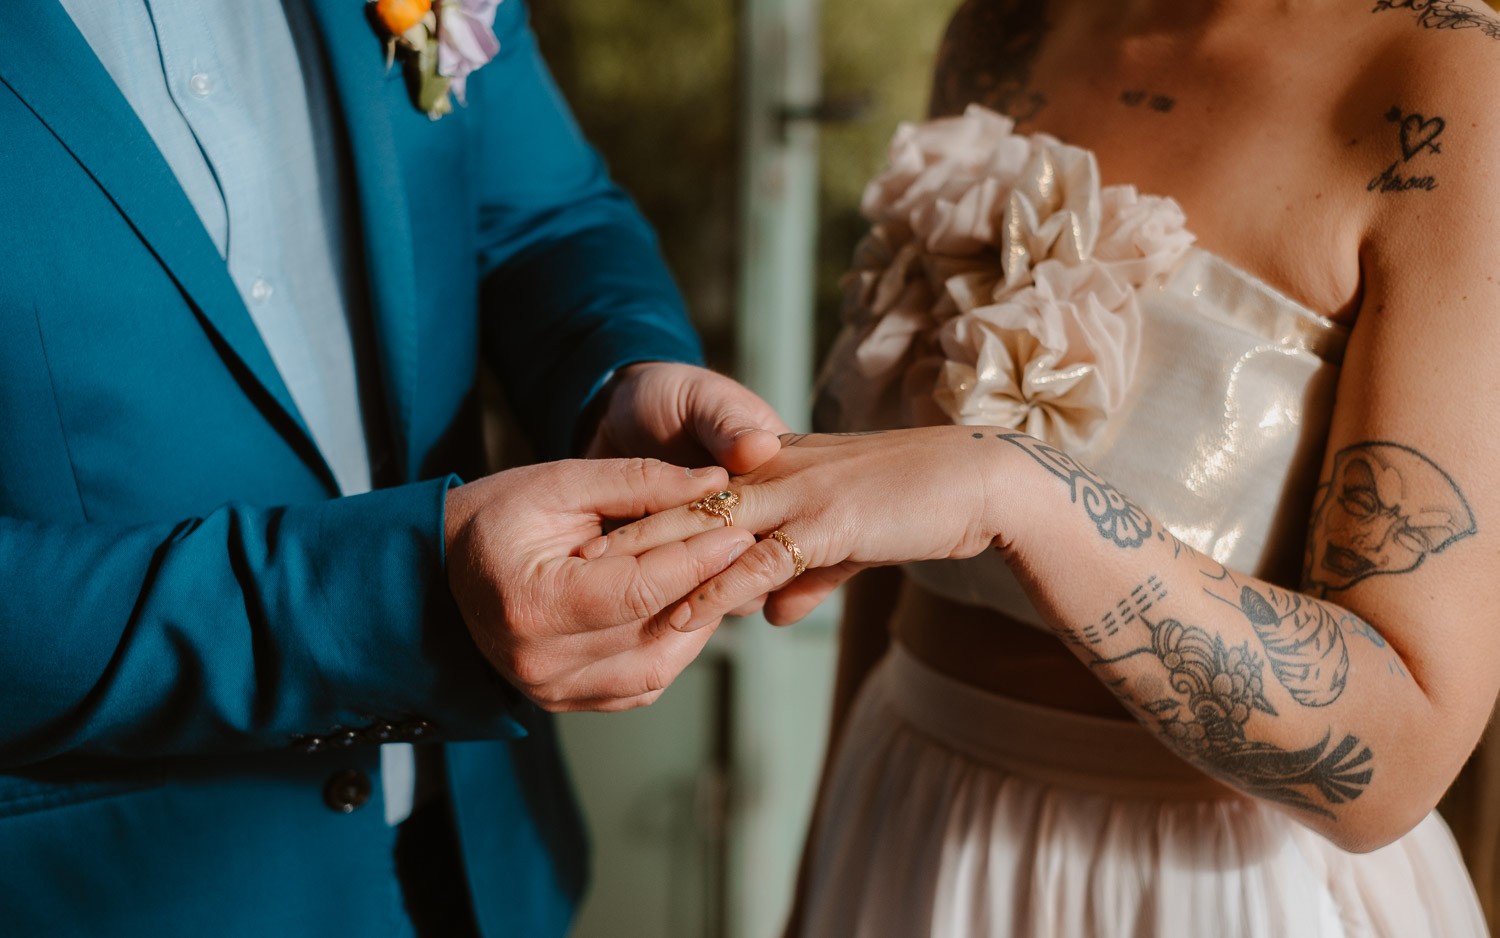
[1092,600,1374,818]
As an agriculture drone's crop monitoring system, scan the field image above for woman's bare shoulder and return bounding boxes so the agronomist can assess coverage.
[1349,3,1500,250]
[929,0,1051,119]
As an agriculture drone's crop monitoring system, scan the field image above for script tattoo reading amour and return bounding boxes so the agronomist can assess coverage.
[1368,106,1444,193]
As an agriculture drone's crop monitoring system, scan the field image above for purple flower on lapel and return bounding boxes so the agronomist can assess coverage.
[372,0,502,119]
[437,0,501,106]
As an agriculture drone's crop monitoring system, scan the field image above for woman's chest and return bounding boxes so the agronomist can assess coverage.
[941,14,1375,323]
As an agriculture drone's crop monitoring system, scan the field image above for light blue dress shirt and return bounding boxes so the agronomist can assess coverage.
[60,0,416,824]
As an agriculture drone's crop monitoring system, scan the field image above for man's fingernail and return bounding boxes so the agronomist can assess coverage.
[687,466,718,478]
[669,603,693,630]
[732,428,760,440]
[580,536,608,560]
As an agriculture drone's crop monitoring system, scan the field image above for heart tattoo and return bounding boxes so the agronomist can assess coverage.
[1387,106,1445,160]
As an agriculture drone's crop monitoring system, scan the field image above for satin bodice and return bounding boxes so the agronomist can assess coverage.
[814,108,1349,628]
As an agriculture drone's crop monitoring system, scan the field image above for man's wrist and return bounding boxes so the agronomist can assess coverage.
[572,360,661,457]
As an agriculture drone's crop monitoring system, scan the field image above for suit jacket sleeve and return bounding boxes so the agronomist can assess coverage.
[466,0,705,460]
[0,478,540,768]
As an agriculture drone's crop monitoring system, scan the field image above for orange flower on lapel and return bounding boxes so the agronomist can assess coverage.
[371,0,501,120]
[375,0,432,35]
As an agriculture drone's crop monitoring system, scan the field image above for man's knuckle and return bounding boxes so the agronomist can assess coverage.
[743,543,788,581]
[644,659,672,695]
[624,576,666,621]
[626,457,663,484]
[527,676,574,708]
[507,653,555,690]
[534,695,570,714]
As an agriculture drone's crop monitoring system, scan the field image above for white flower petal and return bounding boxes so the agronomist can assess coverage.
[827,106,1195,449]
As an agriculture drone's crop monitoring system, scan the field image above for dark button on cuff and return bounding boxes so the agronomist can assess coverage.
[329,727,361,749]
[399,719,433,742]
[363,722,396,744]
[323,769,372,814]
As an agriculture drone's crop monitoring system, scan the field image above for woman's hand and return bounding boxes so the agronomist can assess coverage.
[584,426,1014,628]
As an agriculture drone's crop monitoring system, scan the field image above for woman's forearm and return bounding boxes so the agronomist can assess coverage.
[593,424,1485,848]
[987,431,1466,851]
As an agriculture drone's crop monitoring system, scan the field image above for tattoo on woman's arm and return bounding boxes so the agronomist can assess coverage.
[993,433,1153,548]
[1372,0,1500,39]
[1059,575,1169,651]
[931,0,1051,122]
[778,431,885,447]
[1368,106,1445,194]
[1303,441,1476,597]
[1201,570,1352,707]
[1119,90,1176,113]
[1092,597,1374,818]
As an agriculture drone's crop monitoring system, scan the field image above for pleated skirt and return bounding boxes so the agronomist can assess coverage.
[796,644,1488,938]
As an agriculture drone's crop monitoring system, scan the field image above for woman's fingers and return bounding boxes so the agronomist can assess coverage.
[728,595,770,618]
[667,531,814,632]
[762,564,862,625]
[574,525,754,627]
[581,504,700,559]
[585,486,777,560]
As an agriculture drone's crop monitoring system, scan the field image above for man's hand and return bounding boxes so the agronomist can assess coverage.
[444,458,754,711]
[586,362,790,474]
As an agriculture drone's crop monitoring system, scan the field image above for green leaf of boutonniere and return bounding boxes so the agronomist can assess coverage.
[415,36,453,119]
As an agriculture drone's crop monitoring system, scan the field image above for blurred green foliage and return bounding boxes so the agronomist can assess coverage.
[533,0,954,367]
[814,1,950,357]
[532,0,740,365]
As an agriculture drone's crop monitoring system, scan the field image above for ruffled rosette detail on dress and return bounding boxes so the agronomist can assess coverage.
[818,106,1195,452]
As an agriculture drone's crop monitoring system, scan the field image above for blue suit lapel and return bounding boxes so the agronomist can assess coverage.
[307,0,421,480]
[0,4,338,491]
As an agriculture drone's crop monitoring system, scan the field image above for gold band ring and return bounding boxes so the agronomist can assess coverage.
[767,529,806,578]
[690,490,739,527]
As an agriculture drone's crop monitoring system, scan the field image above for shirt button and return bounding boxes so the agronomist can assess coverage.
[248,277,274,303]
[322,769,372,814]
[188,72,213,98]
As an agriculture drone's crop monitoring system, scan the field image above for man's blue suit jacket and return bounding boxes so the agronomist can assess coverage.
[0,2,702,935]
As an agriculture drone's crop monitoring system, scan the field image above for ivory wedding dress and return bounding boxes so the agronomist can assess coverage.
[797,106,1488,938]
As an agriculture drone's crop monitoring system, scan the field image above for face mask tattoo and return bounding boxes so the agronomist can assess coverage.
[1305,442,1476,595]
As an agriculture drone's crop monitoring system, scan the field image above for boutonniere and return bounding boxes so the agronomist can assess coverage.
[371,0,502,120]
